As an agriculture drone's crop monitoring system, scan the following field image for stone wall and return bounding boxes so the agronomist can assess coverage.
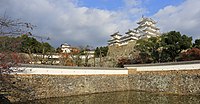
[3,69,200,102]
[5,74,129,102]
[128,70,200,95]
[107,41,138,61]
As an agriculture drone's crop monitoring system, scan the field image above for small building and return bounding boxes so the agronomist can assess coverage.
[60,43,71,53]
[80,50,95,59]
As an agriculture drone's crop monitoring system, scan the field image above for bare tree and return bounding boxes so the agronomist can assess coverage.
[79,45,94,67]
[0,14,34,103]
[0,13,34,70]
[0,13,34,36]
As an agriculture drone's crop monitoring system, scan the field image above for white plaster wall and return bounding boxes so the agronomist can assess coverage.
[126,63,200,71]
[14,67,128,75]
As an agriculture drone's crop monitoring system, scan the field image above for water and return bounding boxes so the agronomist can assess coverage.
[14,91,200,104]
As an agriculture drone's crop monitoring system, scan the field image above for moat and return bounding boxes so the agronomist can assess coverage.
[14,91,200,104]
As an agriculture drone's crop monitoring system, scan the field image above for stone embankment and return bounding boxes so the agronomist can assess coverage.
[128,70,200,95]
[3,61,200,102]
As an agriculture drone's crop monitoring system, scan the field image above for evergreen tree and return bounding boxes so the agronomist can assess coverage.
[95,46,108,57]
[193,39,200,49]
[161,31,192,61]
[135,31,192,63]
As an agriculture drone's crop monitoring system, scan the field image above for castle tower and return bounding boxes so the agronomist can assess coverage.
[120,29,139,45]
[108,32,122,46]
[136,17,160,39]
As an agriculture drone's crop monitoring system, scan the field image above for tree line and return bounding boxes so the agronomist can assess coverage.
[0,35,54,54]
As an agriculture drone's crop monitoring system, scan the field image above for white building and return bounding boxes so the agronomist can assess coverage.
[108,32,122,46]
[108,17,161,46]
[61,43,71,53]
[80,50,95,59]
[136,17,160,38]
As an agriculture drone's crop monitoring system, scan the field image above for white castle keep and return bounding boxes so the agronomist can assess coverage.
[108,17,161,46]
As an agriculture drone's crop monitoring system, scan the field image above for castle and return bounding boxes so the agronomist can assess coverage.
[107,17,161,61]
[108,17,160,46]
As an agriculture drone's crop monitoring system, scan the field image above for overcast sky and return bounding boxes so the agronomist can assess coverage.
[1,0,200,48]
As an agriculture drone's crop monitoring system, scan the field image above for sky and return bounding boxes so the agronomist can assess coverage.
[1,0,200,48]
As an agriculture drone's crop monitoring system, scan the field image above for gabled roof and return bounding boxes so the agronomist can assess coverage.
[110,31,122,37]
[137,17,156,24]
[138,24,159,30]
[125,29,138,34]
[61,43,71,47]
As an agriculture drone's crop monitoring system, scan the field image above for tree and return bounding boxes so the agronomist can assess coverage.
[0,14,34,102]
[135,37,161,63]
[117,57,132,67]
[95,47,100,57]
[0,13,34,36]
[135,38,152,63]
[59,47,81,66]
[56,47,62,53]
[95,46,108,57]
[80,45,93,67]
[0,35,55,65]
[0,36,22,52]
[161,31,192,61]
[38,42,54,64]
[20,34,41,54]
[41,42,54,54]
[69,48,81,66]
[193,39,200,49]
[0,14,34,70]
[178,48,200,61]
[0,34,54,62]
[134,31,192,63]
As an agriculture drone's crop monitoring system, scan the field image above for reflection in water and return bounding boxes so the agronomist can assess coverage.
[14,91,200,104]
